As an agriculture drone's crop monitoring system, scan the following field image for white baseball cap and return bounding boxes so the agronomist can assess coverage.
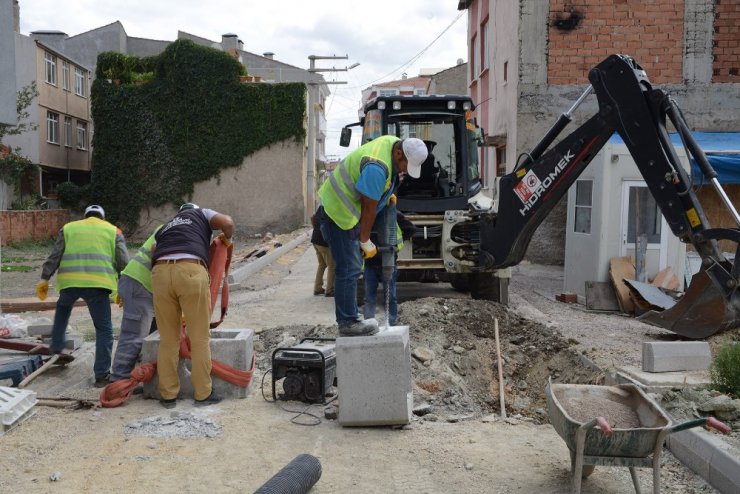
[84,204,105,219]
[402,138,428,179]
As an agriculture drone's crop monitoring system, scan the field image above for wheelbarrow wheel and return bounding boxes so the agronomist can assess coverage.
[569,451,595,478]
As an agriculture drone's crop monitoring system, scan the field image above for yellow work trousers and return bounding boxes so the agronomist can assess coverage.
[313,244,335,296]
[152,262,212,401]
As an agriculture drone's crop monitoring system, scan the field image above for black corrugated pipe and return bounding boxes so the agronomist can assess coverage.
[254,454,322,494]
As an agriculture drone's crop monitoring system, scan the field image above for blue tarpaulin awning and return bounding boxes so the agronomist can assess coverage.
[608,132,740,184]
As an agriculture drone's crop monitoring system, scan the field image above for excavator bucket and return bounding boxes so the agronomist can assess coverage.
[638,270,740,339]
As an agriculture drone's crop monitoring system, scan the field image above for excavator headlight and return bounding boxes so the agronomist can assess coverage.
[392,101,402,110]
[462,101,472,111]
[447,100,457,110]
[377,101,386,110]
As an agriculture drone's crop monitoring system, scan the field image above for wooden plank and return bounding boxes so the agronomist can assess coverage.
[584,281,620,311]
[0,300,86,313]
[651,267,680,291]
[609,256,636,314]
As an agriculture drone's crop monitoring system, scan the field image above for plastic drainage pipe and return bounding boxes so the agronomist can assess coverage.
[254,454,322,494]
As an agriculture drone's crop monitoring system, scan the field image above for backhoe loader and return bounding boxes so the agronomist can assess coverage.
[341,54,739,339]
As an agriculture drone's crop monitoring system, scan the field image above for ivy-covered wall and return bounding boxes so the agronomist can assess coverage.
[88,39,306,232]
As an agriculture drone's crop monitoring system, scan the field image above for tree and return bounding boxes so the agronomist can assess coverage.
[0,82,40,207]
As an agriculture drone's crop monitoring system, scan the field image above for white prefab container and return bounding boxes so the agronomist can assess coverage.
[564,134,690,300]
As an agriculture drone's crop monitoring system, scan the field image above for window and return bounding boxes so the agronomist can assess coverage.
[379,89,398,97]
[471,34,479,78]
[481,19,489,72]
[414,89,426,96]
[503,61,508,83]
[64,117,72,147]
[76,121,87,150]
[44,52,56,85]
[47,111,59,144]
[574,180,593,234]
[62,61,69,91]
[496,146,507,176]
[75,68,86,97]
[627,186,661,243]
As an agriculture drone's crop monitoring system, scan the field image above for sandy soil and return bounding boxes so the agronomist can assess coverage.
[0,234,732,493]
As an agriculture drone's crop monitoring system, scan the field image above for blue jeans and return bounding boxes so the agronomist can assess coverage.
[363,263,398,325]
[51,287,114,378]
[318,207,363,326]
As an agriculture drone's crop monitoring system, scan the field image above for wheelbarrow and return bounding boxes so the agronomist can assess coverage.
[545,378,731,494]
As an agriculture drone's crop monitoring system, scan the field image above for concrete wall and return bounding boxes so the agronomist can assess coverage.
[132,138,306,239]
[0,209,70,245]
[0,0,17,125]
[429,63,467,95]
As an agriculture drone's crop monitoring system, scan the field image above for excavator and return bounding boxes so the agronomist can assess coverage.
[341,54,739,339]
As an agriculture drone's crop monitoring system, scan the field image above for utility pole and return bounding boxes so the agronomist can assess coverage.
[305,55,359,223]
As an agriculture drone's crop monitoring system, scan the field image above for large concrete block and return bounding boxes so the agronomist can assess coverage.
[336,325,412,426]
[642,341,711,372]
[142,328,254,400]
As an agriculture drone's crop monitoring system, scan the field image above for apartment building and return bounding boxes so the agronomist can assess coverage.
[30,22,332,179]
[1,22,93,206]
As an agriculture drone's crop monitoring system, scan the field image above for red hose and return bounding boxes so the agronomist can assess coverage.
[101,237,254,407]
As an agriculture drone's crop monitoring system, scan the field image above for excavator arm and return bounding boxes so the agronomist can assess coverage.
[480,54,740,338]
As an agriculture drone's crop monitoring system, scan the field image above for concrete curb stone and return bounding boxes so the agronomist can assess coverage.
[227,232,310,285]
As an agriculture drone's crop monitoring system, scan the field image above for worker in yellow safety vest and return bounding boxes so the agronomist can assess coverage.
[37,205,129,386]
[316,135,427,336]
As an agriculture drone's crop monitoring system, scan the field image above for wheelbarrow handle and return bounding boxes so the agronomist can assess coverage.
[580,417,613,436]
[670,417,732,435]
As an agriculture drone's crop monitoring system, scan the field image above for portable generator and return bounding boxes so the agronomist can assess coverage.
[271,338,336,403]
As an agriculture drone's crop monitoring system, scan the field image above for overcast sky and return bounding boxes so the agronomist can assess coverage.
[18,0,468,158]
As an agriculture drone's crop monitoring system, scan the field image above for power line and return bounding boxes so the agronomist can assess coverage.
[346,11,465,90]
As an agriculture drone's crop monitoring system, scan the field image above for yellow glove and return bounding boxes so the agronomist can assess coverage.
[217,233,233,248]
[387,194,397,206]
[36,280,49,301]
[115,294,124,308]
[360,239,377,260]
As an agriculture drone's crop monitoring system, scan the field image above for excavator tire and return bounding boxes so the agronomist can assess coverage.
[469,272,509,304]
[449,274,470,292]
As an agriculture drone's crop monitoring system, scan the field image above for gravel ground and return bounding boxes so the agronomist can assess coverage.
[1,231,736,493]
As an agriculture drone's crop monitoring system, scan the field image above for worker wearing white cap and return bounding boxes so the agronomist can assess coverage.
[37,204,130,386]
[317,135,427,336]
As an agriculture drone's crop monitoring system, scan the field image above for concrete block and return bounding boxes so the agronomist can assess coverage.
[43,334,83,350]
[336,325,412,426]
[27,323,54,337]
[0,386,37,436]
[667,427,740,494]
[642,341,711,372]
[141,328,254,400]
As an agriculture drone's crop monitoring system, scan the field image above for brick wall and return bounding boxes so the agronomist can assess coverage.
[713,0,739,82]
[0,210,70,245]
[547,0,685,85]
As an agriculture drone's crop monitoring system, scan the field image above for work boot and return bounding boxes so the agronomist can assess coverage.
[338,318,379,337]
[160,397,177,409]
[194,390,222,406]
[94,372,111,388]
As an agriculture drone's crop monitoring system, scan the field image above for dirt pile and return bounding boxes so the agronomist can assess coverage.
[255,297,602,424]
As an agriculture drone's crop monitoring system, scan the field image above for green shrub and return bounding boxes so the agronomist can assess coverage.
[710,341,740,397]
[91,39,306,232]
[57,182,90,211]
